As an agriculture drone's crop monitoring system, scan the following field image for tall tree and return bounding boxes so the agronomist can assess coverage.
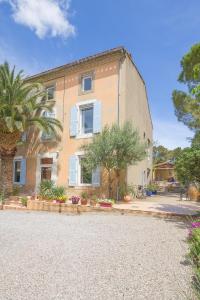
[0,62,62,195]
[81,122,146,199]
[175,147,200,187]
[172,44,200,140]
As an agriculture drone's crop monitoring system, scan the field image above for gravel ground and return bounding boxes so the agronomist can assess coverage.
[0,211,194,300]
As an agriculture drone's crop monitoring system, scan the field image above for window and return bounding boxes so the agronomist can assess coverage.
[41,167,52,181]
[40,157,53,181]
[41,110,56,140]
[80,157,92,184]
[80,105,93,134]
[46,86,55,101]
[14,160,21,183]
[82,76,92,92]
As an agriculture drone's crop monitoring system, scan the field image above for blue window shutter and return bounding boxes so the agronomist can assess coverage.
[69,155,78,186]
[20,159,26,185]
[70,106,78,137]
[93,101,101,133]
[92,167,100,186]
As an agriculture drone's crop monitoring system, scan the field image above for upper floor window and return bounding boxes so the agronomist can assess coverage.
[82,76,92,92]
[46,86,55,101]
[41,110,56,140]
[80,105,93,134]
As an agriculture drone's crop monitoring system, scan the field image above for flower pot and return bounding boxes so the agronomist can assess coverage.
[146,190,152,196]
[123,195,132,202]
[99,202,112,208]
[81,199,88,205]
[151,190,157,195]
[72,199,79,205]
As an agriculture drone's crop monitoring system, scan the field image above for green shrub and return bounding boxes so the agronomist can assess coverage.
[81,191,88,199]
[188,228,200,297]
[39,180,55,200]
[39,180,66,201]
[21,197,28,207]
[0,192,5,204]
[52,186,66,199]
[12,185,21,196]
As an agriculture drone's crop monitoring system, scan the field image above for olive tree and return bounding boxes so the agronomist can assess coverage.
[81,122,147,199]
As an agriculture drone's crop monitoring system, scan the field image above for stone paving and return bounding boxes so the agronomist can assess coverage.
[114,194,200,216]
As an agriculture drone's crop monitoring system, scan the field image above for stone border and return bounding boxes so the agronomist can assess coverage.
[1,200,197,220]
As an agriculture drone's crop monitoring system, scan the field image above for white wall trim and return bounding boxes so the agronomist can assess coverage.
[35,152,59,192]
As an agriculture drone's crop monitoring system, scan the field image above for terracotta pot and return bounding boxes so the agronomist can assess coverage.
[81,199,88,205]
[99,202,112,208]
[123,195,132,202]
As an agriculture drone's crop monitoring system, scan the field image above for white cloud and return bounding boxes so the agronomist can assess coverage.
[1,0,75,39]
[153,119,194,149]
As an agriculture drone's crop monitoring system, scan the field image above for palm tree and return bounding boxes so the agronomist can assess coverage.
[0,62,62,195]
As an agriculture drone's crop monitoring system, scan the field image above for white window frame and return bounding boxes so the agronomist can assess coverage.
[76,99,96,139]
[74,151,92,187]
[13,156,23,185]
[46,86,55,102]
[82,75,92,92]
[35,152,58,192]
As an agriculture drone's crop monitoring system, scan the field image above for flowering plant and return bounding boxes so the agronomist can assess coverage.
[70,195,80,204]
[98,198,115,204]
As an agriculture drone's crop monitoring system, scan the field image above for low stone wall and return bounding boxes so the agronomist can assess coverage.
[27,200,98,214]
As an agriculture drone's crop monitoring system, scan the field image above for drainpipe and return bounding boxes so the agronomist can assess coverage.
[116,55,123,201]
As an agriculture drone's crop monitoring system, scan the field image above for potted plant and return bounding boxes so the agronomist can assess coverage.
[146,183,158,196]
[70,195,80,205]
[98,199,114,208]
[90,194,97,206]
[81,191,88,205]
[119,184,136,202]
[52,186,67,203]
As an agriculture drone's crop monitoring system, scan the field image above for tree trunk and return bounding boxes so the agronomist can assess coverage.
[108,170,112,199]
[115,170,120,201]
[0,147,16,196]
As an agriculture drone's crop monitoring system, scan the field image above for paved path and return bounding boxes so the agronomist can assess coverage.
[0,211,195,300]
[114,194,200,216]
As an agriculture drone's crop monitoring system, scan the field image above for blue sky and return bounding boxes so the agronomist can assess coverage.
[0,0,199,149]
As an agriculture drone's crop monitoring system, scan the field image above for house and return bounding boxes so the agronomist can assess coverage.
[153,161,176,182]
[13,47,153,196]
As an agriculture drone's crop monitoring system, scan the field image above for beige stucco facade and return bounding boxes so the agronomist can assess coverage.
[14,47,153,196]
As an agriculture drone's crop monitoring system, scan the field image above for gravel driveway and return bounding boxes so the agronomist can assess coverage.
[0,211,194,300]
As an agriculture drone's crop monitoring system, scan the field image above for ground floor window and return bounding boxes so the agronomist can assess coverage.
[14,160,21,183]
[41,167,52,181]
[79,157,92,185]
[40,157,53,181]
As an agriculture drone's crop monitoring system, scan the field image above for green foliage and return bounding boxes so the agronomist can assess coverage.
[119,183,136,198]
[172,43,200,141]
[81,191,88,199]
[81,122,146,197]
[188,228,200,297]
[0,62,62,144]
[81,122,146,172]
[12,185,21,196]
[21,197,28,207]
[39,180,54,200]
[0,191,5,204]
[52,186,65,199]
[153,143,182,164]
[175,147,200,186]
[39,181,66,201]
